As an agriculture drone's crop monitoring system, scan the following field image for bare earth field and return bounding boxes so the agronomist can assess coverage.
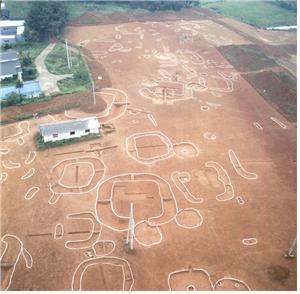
[0,13,296,291]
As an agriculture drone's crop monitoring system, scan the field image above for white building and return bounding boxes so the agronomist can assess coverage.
[0,20,25,45]
[0,51,22,81]
[39,117,101,143]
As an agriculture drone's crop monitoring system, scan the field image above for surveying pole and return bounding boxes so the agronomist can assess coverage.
[65,39,71,69]
[126,203,135,252]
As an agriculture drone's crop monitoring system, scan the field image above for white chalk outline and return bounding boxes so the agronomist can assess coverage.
[270,117,287,129]
[203,132,217,140]
[58,162,95,189]
[0,172,8,184]
[242,238,258,246]
[54,223,64,240]
[2,159,21,169]
[65,212,102,250]
[71,256,134,291]
[65,88,128,124]
[228,149,258,180]
[126,131,199,164]
[0,234,33,291]
[168,268,214,291]
[205,161,235,202]
[0,148,9,155]
[24,151,37,165]
[92,240,115,257]
[48,156,105,204]
[21,168,35,180]
[96,172,204,248]
[147,114,158,127]
[236,196,245,205]
[171,171,203,203]
[1,121,30,145]
[175,208,203,229]
[253,122,263,131]
[24,186,40,200]
[214,277,251,290]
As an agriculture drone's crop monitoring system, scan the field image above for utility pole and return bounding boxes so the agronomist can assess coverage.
[91,80,96,105]
[65,39,71,69]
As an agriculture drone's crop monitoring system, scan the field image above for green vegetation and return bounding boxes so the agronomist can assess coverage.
[0,92,50,108]
[25,2,69,41]
[5,1,199,23]
[2,1,31,19]
[1,92,24,107]
[35,132,101,150]
[203,1,297,27]
[0,76,18,87]
[45,43,91,94]
[2,42,48,83]
[45,44,83,75]
[18,42,48,80]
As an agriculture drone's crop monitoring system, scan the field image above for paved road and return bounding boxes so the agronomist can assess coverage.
[35,43,73,95]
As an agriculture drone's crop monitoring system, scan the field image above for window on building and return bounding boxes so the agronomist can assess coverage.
[85,129,90,133]
[53,134,58,138]
[70,131,75,135]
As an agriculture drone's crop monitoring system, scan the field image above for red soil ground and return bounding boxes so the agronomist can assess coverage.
[0,9,296,291]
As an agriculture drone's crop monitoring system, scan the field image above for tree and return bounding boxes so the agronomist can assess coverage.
[25,2,69,41]
[5,92,23,106]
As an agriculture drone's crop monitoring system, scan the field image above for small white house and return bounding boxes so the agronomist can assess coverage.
[0,51,22,81]
[0,20,25,44]
[39,117,101,143]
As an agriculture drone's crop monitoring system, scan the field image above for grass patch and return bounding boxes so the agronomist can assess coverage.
[67,2,135,20]
[45,43,92,94]
[203,1,297,28]
[45,44,82,75]
[57,77,90,94]
[35,132,101,150]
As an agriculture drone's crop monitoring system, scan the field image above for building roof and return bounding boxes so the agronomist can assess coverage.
[0,59,21,77]
[0,51,18,62]
[0,20,25,27]
[0,80,42,100]
[39,117,100,137]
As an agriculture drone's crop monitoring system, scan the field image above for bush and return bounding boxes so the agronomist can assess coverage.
[3,92,23,106]
[22,66,37,81]
[21,54,33,67]
[74,67,90,83]
[35,132,101,150]
[0,75,17,87]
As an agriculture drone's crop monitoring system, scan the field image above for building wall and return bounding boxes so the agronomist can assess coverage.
[43,127,100,142]
[0,36,16,45]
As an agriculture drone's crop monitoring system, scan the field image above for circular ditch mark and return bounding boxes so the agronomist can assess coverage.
[173,143,199,158]
[203,132,216,140]
[201,106,210,111]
